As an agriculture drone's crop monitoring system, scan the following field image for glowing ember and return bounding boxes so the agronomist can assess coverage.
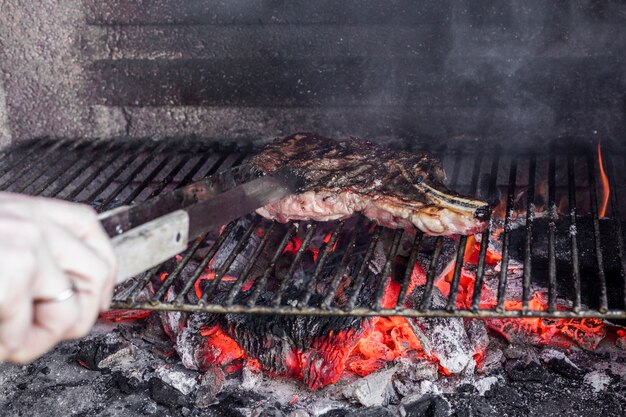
[597,141,610,218]
[129,193,625,391]
[193,272,239,299]
[198,325,244,366]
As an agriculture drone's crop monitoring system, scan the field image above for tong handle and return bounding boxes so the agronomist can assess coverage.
[100,208,190,283]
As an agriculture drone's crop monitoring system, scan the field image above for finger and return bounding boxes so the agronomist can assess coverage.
[0,194,117,276]
[10,298,80,363]
[31,198,117,270]
[33,222,104,339]
[37,200,118,310]
[0,298,32,358]
[11,249,81,363]
[0,244,37,361]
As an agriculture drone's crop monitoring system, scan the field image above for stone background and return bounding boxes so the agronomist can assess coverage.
[0,0,625,144]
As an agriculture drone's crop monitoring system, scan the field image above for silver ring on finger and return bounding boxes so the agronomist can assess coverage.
[34,286,76,304]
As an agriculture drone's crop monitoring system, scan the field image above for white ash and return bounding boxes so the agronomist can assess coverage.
[241,363,262,390]
[540,349,581,371]
[395,357,439,381]
[341,367,397,407]
[410,289,473,374]
[473,376,501,396]
[97,345,138,369]
[583,370,612,392]
[155,365,198,395]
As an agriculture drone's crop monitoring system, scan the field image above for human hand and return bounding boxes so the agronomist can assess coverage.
[0,193,117,363]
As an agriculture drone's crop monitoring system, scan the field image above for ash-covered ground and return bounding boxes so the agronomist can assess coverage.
[0,320,625,417]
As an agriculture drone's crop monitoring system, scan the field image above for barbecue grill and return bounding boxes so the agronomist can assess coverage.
[1,137,624,319]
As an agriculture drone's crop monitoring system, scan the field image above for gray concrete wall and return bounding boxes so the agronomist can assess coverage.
[0,0,94,141]
[0,0,625,144]
[0,75,11,147]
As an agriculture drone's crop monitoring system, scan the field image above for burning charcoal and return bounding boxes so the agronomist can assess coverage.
[148,377,190,407]
[341,367,397,407]
[175,313,219,371]
[465,319,489,361]
[189,223,392,389]
[124,314,177,358]
[485,318,546,347]
[218,310,375,389]
[545,318,608,350]
[477,343,504,375]
[400,394,451,417]
[196,366,225,408]
[416,236,460,280]
[407,287,474,374]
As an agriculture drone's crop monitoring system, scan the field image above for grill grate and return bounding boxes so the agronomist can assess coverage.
[1,138,626,319]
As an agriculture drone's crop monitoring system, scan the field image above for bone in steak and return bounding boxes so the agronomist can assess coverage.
[250,134,489,235]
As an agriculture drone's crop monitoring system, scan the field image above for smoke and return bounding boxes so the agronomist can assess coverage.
[443,0,625,143]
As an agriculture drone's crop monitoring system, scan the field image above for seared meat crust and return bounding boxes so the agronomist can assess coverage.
[250,133,489,235]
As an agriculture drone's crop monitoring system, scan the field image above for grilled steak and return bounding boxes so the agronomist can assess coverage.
[250,133,489,235]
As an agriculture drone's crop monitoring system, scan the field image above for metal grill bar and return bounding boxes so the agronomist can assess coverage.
[322,226,360,309]
[82,143,151,204]
[203,217,262,304]
[1,138,625,318]
[66,143,140,200]
[0,140,68,189]
[605,147,626,309]
[471,152,501,311]
[567,152,582,312]
[97,142,169,210]
[12,141,95,194]
[246,224,297,307]
[396,232,423,309]
[447,147,483,312]
[586,150,609,312]
[521,154,536,313]
[298,221,344,308]
[225,222,277,306]
[272,223,317,307]
[547,148,558,312]
[373,228,404,311]
[496,158,518,312]
[419,237,444,310]
[345,225,383,310]
[0,139,51,178]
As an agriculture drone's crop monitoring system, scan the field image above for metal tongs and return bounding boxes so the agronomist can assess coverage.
[98,165,303,284]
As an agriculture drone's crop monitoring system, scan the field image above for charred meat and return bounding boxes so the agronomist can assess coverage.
[250,134,489,235]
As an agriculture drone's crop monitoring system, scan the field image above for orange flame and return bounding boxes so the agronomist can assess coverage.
[597,141,610,218]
